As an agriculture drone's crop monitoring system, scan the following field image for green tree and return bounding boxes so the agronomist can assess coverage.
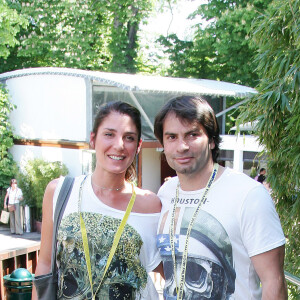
[159,0,272,87]
[18,159,68,221]
[107,1,154,73]
[0,84,17,190]
[0,0,154,73]
[0,0,27,59]
[1,0,112,72]
[238,0,299,296]
[0,1,26,194]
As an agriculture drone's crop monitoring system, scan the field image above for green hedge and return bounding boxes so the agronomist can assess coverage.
[18,158,68,221]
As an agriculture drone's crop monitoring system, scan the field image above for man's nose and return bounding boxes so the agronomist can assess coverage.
[177,138,189,152]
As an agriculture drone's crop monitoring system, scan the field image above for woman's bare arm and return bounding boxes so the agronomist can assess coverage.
[3,191,9,208]
[31,179,58,300]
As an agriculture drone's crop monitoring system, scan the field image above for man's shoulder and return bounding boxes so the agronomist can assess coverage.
[217,167,261,193]
[157,176,178,196]
[222,167,259,185]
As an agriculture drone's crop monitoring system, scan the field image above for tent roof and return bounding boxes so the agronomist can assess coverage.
[0,67,257,98]
[230,121,258,132]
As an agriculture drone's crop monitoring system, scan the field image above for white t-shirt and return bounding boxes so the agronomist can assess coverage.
[53,175,161,300]
[7,187,23,205]
[157,167,285,299]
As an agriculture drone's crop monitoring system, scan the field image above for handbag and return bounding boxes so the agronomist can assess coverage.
[33,176,74,300]
[1,209,9,224]
[8,204,15,212]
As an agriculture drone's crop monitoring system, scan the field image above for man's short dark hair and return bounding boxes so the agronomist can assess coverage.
[154,95,221,163]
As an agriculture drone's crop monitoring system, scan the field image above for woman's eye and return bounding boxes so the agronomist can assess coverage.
[126,136,135,141]
[104,132,113,137]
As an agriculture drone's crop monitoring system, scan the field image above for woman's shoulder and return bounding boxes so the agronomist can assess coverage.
[42,177,65,206]
[47,177,61,192]
[134,186,161,213]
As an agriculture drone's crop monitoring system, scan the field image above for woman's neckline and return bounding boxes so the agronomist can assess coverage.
[85,175,160,216]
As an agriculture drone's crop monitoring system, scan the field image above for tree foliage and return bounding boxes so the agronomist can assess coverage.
[0,0,153,73]
[238,0,299,295]
[0,84,17,189]
[159,0,272,87]
[0,1,25,193]
[18,158,68,221]
[107,1,154,73]
[0,0,27,59]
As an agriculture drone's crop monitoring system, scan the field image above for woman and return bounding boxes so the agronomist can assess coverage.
[3,179,23,235]
[32,101,163,300]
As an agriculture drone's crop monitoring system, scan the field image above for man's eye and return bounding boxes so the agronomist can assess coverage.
[188,132,199,138]
[105,133,113,137]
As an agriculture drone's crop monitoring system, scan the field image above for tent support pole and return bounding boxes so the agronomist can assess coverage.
[216,98,248,118]
[222,97,226,135]
[128,91,154,132]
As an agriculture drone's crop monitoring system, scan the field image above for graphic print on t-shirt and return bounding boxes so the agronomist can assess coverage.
[57,212,147,300]
[157,207,236,300]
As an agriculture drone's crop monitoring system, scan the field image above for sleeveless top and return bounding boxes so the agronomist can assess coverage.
[53,175,161,300]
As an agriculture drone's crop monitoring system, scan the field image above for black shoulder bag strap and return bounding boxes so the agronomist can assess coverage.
[50,176,75,274]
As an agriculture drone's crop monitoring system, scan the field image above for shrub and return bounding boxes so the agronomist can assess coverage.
[0,84,18,191]
[18,158,68,221]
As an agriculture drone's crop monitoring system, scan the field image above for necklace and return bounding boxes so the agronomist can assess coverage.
[91,178,125,191]
[170,163,219,300]
[79,176,136,299]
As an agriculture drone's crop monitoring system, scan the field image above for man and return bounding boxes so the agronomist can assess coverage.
[154,96,287,299]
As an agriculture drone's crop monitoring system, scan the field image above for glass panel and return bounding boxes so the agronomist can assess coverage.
[243,151,267,177]
[92,86,223,140]
[82,149,96,175]
[219,150,234,161]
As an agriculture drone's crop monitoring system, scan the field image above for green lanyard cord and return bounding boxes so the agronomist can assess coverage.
[169,163,219,300]
[78,176,136,300]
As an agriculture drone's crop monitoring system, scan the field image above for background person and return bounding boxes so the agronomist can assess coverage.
[257,174,266,184]
[3,178,23,235]
[255,167,266,181]
[32,101,163,300]
[154,96,287,299]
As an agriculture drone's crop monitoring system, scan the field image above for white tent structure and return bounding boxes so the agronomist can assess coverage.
[1,67,256,96]
[0,67,262,192]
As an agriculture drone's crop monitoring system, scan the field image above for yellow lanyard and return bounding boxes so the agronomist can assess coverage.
[169,163,219,300]
[78,176,136,300]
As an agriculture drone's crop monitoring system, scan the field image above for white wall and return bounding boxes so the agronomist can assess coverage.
[220,134,264,172]
[6,74,87,141]
[11,145,83,176]
[141,148,161,193]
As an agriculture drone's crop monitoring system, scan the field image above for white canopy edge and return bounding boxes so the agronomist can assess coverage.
[230,121,258,132]
[0,67,257,98]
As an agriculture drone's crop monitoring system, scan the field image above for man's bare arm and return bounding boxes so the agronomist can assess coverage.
[251,245,287,300]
